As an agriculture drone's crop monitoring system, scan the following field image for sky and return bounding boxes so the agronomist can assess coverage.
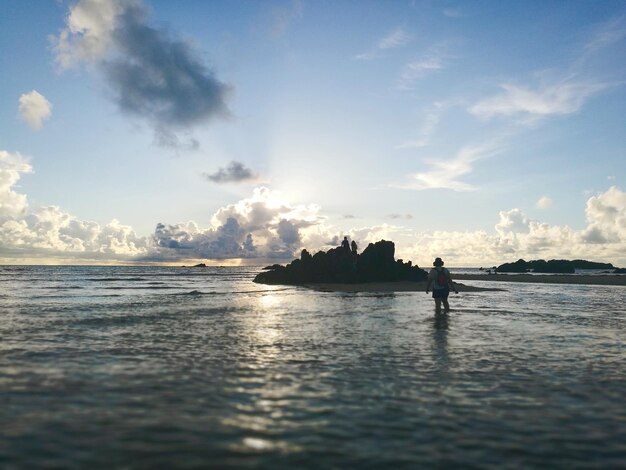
[0,0,625,267]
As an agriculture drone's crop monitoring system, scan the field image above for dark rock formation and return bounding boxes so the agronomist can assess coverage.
[496,259,530,273]
[254,240,427,285]
[496,259,614,274]
[570,260,615,270]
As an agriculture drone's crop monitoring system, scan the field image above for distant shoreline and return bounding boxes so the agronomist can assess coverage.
[453,273,626,286]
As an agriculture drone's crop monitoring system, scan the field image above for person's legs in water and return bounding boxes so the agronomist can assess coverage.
[433,287,449,313]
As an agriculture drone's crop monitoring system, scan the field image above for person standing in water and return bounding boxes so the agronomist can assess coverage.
[426,257,458,312]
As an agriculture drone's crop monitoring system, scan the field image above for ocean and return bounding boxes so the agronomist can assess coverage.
[1,265,624,468]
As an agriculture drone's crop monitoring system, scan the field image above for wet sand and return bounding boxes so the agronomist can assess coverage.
[453,273,626,286]
[301,274,626,292]
[303,281,500,293]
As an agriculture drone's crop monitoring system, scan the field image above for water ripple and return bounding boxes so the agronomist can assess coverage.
[0,266,624,468]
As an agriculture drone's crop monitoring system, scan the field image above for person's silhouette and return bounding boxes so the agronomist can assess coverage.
[425,257,458,312]
[341,236,350,251]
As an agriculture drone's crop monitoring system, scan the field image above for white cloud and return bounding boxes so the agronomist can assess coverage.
[495,208,530,234]
[536,196,553,209]
[0,150,32,219]
[0,205,149,259]
[584,14,626,52]
[395,42,452,90]
[18,91,53,130]
[145,187,326,261]
[1,149,625,266]
[469,80,607,120]
[406,188,626,267]
[51,0,126,68]
[355,26,411,60]
[395,101,452,149]
[397,141,503,191]
[582,186,626,243]
[396,57,444,90]
[0,147,151,259]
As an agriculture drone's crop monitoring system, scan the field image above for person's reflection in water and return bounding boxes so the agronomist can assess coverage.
[432,312,450,372]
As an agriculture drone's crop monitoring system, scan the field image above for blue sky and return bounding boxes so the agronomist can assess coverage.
[0,0,625,266]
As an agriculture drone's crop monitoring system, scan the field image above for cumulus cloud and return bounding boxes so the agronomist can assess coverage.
[469,80,607,121]
[0,148,150,259]
[148,187,323,261]
[355,26,410,60]
[582,186,626,244]
[0,205,149,259]
[536,196,553,209]
[203,161,259,184]
[2,148,625,266]
[0,156,323,261]
[51,0,231,148]
[18,91,53,130]
[407,190,626,267]
[408,187,626,266]
[397,141,503,191]
[0,150,32,219]
[495,208,530,234]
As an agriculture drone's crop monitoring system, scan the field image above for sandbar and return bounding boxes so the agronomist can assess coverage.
[453,273,626,286]
[302,281,500,293]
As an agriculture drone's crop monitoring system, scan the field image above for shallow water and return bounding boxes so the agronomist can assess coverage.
[1,266,624,468]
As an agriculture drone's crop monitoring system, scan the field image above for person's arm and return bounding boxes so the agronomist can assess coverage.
[448,271,458,294]
[426,278,432,293]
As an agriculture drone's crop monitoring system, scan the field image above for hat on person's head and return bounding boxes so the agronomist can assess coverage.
[433,257,444,266]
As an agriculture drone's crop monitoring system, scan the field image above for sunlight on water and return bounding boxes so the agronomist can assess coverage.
[0,266,624,468]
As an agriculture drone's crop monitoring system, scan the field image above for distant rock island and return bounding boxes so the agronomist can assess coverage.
[496,259,615,274]
[254,240,427,285]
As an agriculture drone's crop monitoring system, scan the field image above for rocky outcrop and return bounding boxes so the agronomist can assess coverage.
[254,240,427,285]
[496,259,614,273]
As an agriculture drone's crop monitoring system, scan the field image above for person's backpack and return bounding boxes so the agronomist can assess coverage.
[436,269,448,286]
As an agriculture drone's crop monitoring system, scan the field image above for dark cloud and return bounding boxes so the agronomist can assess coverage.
[106,4,231,145]
[203,161,258,184]
[325,235,340,246]
[152,218,254,260]
[387,213,413,220]
[277,219,301,246]
[148,187,322,260]
[55,0,232,149]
